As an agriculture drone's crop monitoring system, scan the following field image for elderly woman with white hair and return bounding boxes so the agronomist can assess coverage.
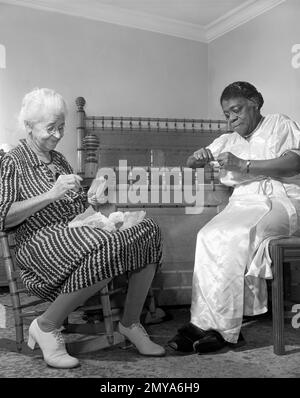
[0,88,165,369]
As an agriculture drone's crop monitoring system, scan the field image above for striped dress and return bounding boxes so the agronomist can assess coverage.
[0,139,162,301]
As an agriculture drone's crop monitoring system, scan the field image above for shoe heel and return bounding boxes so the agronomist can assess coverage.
[120,338,133,350]
[27,334,36,350]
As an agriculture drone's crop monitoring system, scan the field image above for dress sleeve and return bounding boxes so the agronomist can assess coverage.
[206,134,231,159]
[272,115,300,157]
[0,156,20,231]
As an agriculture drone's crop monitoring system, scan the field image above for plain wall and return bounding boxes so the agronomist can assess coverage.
[2,0,299,169]
[0,3,208,169]
[208,0,300,122]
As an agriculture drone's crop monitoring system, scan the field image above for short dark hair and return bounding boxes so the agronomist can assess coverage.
[220,81,264,110]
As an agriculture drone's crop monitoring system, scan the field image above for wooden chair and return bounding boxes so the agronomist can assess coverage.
[1,228,167,354]
[0,148,167,354]
[269,236,300,355]
[0,230,125,353]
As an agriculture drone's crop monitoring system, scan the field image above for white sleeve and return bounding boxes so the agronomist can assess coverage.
[272,115,300,157]
[206,134,231,159]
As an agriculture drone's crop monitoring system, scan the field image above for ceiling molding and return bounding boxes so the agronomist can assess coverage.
[206,0,286,42]
[0,0,286,43]
[0,0,207,42]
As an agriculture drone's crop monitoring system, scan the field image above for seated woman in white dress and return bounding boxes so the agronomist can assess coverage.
[168,81,300,354]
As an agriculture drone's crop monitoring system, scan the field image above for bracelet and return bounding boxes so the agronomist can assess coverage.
[246,160,251,174]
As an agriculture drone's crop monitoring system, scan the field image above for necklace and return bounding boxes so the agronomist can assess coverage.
[244,116,265,140]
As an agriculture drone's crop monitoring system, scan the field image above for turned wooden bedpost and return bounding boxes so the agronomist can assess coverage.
[76,97,86,177]
[83,132,100,178]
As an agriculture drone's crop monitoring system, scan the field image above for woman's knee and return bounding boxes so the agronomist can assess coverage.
[144,217,161,236]
[255,205,290,238]
[197,222,248,243]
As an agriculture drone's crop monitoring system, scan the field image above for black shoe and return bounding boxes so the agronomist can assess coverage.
[193,331,245,354]
[168,323,207,353]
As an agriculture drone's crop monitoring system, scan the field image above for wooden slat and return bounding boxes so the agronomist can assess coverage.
[15,288,28,294]
[66,332,125,355]
[19,310,45,318]
[19,299,45,309]
[284,249,300,258]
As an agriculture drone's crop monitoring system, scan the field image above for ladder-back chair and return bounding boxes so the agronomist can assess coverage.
[0,230,125,353]
[0,228,166,354]
[269,237,300,355]
[0,146,167,354]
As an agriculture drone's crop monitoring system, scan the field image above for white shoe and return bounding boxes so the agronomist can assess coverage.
[28,319,80,369]
[118,322,166,357]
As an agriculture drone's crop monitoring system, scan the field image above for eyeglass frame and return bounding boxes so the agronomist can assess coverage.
[44,125,65,136]
[25,119,66,137]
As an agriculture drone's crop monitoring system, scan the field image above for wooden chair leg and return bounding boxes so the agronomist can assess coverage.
[15,312,24,352]
[2,233,24,352]
[147,287,157,316]
[100,284,115,345]
[271,245,285,355]
[10,289,25,352]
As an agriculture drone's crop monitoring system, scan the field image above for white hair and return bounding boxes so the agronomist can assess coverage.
[18,88,67,131]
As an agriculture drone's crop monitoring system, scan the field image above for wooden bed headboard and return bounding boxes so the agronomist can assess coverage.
[75,96,230,180]
[74,97,232,305]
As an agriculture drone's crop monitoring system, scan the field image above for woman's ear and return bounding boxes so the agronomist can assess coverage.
[249,97,259,110]
[24,120,33,133]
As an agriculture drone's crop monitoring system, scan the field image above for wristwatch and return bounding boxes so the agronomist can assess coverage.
[246,160,251,174]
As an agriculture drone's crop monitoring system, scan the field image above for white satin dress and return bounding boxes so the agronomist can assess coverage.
[190,114,300,343]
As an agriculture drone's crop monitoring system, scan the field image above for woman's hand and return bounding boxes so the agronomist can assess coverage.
[217,152,247,172]
[87,176,108,206]
[187,148,214,168]
[48,174,83,201]
[87,195,99,207]
[193,148,214,162]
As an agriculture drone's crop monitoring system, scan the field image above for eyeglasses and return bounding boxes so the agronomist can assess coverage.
[45,125,65,136]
